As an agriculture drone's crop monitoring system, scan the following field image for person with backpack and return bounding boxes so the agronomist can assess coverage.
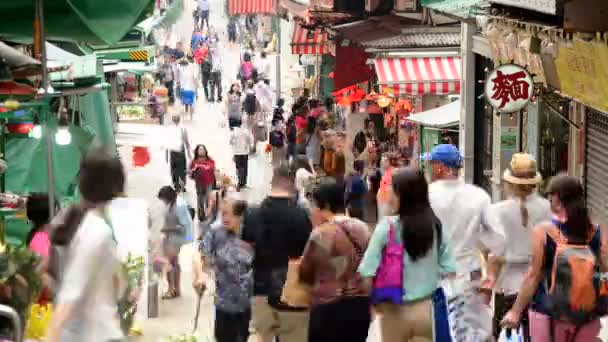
[482,153,551,341]
[243,81,259,152]
[501,174,606,341]
[47,148,126,342]
[358,167,456,342]
[269,122,285,168]
[239,53,255,89]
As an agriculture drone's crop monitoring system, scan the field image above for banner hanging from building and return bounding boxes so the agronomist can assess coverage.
[555,40,608,113]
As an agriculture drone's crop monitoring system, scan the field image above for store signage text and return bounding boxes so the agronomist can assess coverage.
[485,64,534,113]
[490,0,556,15]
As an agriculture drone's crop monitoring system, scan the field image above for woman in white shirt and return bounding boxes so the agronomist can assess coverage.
[483,153,551,341]
[47,148,126,342]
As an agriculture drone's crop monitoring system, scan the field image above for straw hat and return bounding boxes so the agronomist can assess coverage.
[502,153,542,185]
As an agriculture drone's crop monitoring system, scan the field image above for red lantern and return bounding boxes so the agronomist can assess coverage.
[132,146,150,167]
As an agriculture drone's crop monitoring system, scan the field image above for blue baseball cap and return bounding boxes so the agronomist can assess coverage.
[420,144,463,168]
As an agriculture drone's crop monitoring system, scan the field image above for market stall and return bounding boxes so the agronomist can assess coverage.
[407,99,460,177]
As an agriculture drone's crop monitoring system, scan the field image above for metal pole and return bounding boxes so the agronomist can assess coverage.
[36,0,56,218]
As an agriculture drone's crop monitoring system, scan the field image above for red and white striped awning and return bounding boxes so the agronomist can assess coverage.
[229,0,276,15]
[374,56,461,96]
[291,26,330,55]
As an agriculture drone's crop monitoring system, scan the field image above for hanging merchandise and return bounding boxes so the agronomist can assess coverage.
[377,95,392,108]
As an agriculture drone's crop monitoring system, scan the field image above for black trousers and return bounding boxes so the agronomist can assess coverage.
[215,309,250,342]
[228,117,242,130]
[210,71,222,101]
[165,80,175,104]
[201,71,211,99]
[308,296,371,342]
[169,151,186,189]
[234,154,249,186]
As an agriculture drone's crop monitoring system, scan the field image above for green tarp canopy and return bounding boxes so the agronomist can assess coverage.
[5,90,116,199]
[157,0,184,29]
[0,0,154,45]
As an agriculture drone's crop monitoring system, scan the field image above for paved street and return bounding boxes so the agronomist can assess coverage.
[119,0,274,340]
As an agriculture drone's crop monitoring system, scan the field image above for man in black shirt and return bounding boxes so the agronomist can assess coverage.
[242,165,313,342]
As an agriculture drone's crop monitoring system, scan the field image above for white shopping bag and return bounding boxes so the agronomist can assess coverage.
[366,316,382,342]
[497,327,524,342]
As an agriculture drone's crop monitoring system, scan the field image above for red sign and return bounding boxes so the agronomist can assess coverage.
[485,64,534,113]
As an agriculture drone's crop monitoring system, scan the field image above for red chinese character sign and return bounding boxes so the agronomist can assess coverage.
[484,64,534,113]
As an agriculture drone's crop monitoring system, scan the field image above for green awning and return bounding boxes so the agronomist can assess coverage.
[421,0,489,19]
[135,15,161,38]
[0,0,154,45]
[46,42,98,81]
[95,45,156,62]
[157,0,184,29]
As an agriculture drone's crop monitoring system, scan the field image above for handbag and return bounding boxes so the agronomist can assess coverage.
[280,258,312,308]
[497,327,524,342]
[371,222,404,304]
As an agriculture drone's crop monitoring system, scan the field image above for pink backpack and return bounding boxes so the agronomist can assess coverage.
[371,222,404,304]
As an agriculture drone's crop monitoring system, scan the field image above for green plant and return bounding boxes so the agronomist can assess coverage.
[117,253,145,334]
[0,244,43,336]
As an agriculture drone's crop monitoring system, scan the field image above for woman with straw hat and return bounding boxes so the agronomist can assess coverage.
[482,153,552,341]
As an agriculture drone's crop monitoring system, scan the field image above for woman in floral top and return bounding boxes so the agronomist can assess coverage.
[299,180,371,342]
[194,199,253,342]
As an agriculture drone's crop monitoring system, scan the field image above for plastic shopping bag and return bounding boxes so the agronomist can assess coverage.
[24,304,53,341]
[366,316,381,342]
[497,327,524,342]
[432,280,466,342]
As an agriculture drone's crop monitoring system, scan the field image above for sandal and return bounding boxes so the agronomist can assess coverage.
[161,290,177,300]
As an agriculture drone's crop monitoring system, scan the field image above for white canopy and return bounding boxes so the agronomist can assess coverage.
[407,99,460,128]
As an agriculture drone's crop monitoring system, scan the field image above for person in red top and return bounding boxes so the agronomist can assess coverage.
[193,42,209,65]
[190,144,215,222]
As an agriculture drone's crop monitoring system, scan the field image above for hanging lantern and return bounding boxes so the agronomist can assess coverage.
[395,99,412,112]
[377,95,392,108]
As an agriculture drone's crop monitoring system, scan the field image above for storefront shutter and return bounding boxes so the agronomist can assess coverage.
[585,109,608,224]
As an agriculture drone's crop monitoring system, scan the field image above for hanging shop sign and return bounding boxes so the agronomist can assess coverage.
[484,64,534,113]
[490,0,557,15]
[554,40,608,113]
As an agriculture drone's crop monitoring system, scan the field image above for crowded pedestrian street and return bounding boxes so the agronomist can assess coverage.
[2,0,608,342]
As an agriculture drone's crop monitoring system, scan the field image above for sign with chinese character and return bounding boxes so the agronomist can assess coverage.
[490,0,557,15]
[554,40,608,113]
[484,64,534,114]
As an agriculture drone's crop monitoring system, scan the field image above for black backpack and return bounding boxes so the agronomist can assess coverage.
[244,93,257,115]
[269,130,284,147]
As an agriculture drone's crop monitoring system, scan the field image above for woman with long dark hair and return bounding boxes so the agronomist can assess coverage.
[358,167,456,342]
[501,174,605,341]
[158,185,193,299]
[190,144,215,222]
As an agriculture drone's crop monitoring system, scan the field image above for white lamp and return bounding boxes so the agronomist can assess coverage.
[30,116,42,139]
[55,116,71,146]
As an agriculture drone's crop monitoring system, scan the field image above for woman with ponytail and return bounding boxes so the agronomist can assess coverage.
[483,153,551,341]
[501,174,606,341]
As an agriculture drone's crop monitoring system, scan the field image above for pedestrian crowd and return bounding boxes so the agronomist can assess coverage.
[17,6,608,342]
